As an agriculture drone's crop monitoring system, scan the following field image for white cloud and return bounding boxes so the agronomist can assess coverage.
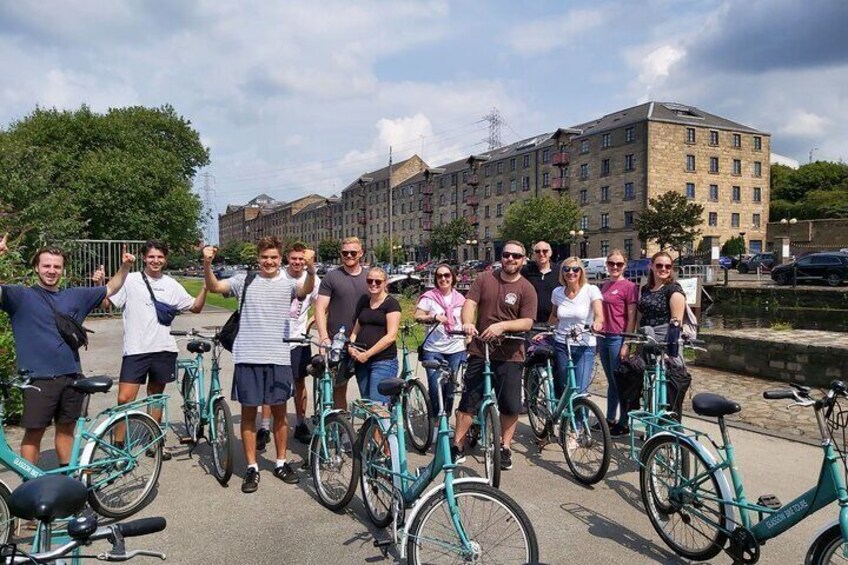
[631,45,686,102]
[506,8,607,55]
[778,111,829,138]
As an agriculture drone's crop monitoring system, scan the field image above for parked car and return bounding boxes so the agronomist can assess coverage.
[718,256,733,270]
[624,258,651,280]
[737,252,775,273]
[582,257,607,281]
[398,262,416,275]
[771,252,848,287]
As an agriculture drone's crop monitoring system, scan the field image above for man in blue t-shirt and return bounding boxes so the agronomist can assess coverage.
[0,234,135,465]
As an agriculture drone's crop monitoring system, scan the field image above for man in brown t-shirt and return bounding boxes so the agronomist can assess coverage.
[454,241,537,471]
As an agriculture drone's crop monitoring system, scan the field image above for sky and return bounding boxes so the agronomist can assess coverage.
[1,0,846,240]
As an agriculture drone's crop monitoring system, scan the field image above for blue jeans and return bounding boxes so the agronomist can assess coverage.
[554,342,595,398]
[355,358,399,404]
[597,335,625,422]
[421,350,466,416]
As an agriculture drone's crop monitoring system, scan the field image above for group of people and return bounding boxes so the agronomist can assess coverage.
[0,230,687,496]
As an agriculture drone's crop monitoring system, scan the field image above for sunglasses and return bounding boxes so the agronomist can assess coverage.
[436,272,452,279]
[533,249,550,255]
[562,266,582,274]
[654,263,673,270]
[501,252,525,260]
[366,278,384,285]
[341,250,358,258]
[606,261,625,268]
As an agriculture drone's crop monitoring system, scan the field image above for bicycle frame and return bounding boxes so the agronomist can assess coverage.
[176,342,225,441]
[538,342,591,434]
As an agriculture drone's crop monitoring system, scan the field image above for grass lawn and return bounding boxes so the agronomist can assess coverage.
[178,278,238,311]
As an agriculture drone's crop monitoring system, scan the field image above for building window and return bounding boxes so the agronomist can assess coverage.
[485,226,491,239]
[451,173,457,185]
[510,158,516,172]
[484,164,491,177]
[686,154,696,172]
[732,186,741,201]
[753,213,761,228]
[731,213,740,228]
[580,139,589,153]
[523,154,530,168]
[601,213,610,229]
[733,133,741,148]
[753,186,762,202]
[624,239,633,258]
[624,182,634,200]
[579,163,589,179]
[602,133,611,148]
[484,205,490,219]
[600,185,609,202]
[496,181,503,195]
[542,172,550,187]
[710,130,719,146]
[709,184,719,201]
[753,136,762,151]
[709,212,718,227]
[580,215,589,230]
[521,176,530,191]
[733,159,742,175]
[439,194,446,206]
[484,184,491,198]
[625,127,635,142]
[709,157,719,173]
[542,148,550,163]
[496,204,503,217]
[686,183,695,199]
[579,189,588,205]
[624,154,635,171]
[753,161,762,177]
[451,211,457,221]
[601,158,610,176]
[600,240,610,255]
[496,162,504,174]
[509,178,517,193]
[450,191,457,204]
[624,211,634,228]
[686,128,696,144]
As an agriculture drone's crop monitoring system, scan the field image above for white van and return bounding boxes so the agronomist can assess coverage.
[582,257,608,281]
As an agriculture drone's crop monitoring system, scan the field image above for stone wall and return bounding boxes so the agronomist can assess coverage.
[695,328,848,387]
[710,285,848,309]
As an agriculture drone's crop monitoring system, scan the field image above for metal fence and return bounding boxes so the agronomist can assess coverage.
[66,239,145,315]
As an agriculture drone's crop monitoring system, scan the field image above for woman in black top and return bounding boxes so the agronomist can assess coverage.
[637,251,686,343]
[349,267,401,404]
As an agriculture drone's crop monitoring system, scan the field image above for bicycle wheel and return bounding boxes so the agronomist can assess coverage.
[639,435,728,561]
[210,398,234,486]
[482,404,501,488]
[181,371,201,443]
[310,412,359,511]
[0,481,13,545]
[526,366,551,439]
[560,397,611,485]
[356,418,393,527]
[406,482,539,564]
[807,523,848,564]
[404,379,432,454]
[86,413,163,519]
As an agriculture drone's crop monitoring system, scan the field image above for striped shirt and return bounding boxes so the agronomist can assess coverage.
[229,272,296,366]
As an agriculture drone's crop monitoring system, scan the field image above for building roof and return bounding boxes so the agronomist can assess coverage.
[340,156,422,193]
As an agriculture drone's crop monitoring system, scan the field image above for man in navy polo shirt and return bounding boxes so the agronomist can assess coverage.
[0,234,134,465]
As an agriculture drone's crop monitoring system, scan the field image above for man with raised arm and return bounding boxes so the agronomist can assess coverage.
[313,237,369,410]
[202,236,315,493]
[0,234,134,465]
[453,240,537,471]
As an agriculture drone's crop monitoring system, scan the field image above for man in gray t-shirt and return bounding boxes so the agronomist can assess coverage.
[314,237,369,409]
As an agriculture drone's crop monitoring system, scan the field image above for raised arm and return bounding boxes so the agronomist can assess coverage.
[105,247,135,299]
[296,248,316,300]
[202,246,231,295]
[189,284,208,313]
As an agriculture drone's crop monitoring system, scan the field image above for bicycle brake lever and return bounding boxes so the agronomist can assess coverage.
[97,550,167,561]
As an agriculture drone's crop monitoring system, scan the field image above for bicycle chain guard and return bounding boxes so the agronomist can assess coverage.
[728,526,760,564]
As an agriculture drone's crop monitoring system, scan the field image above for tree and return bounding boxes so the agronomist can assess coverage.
[428,218,472,260]
[0,104,210,252]
[373,237,402,265]
[769,161,848,220]
[721,235,745,256]
[219,241,256,265]
[636,191,704,252]
[317,239,340,263]
[500,196,581,247]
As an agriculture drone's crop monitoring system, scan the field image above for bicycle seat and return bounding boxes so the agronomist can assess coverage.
[187,340,212,354]
[525,344,555,367]
[421,359,449,370]
[692,392,741,418]
[377,378,408,398]
[71,376,113,395]
[9,475,87,522]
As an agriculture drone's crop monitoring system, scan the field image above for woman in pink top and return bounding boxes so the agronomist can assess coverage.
[598,249,638,436]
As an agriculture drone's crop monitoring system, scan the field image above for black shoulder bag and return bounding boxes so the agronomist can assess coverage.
[141,273,181,326]
[35,287,93,351]
[217,273,257,352]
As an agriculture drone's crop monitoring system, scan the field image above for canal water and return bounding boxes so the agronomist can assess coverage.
[701,303,848,333]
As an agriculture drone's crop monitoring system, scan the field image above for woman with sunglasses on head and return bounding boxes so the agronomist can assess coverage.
[348,267,401,404]
[414,264,467,424]
[538,257,604,399]
[637,251,686,345]
[597,250,638,436]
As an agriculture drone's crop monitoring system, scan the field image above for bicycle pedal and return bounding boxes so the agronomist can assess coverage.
[177,436,196,445]
[756,494,781,510]
[373,539,392,548]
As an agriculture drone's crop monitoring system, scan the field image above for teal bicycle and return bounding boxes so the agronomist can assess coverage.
[171,329,234,486]
[0,374,165,543]
[639,380,848,563]
[525,325,611,485]
[398,323,432,454]
[352,359,539,564]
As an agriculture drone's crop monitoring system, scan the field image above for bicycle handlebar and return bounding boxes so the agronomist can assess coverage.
[117,517,167,538]
[763,390,796,400]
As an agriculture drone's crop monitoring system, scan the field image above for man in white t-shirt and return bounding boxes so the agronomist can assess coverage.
[101,240,207,460]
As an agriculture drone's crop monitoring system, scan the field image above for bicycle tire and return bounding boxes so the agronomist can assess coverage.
[181,370,202,443]
[210,398,234,486]
[404,379,433,454]
[310,412,359,511]
[86,413,163,519]
[0,481,13,545]
[356,418,393,527]
[526,366,551,439]
[806,523,848,564]
[639,435,728,561]
[560,397,611,485]
[406,482,539,565]
[482,404,501,488]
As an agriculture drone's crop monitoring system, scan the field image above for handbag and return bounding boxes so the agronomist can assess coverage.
[141,273,180,326]
[35,287,93,351]
[217,273,256,352]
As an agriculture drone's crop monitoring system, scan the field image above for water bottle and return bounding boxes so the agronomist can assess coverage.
[330,325,346,364]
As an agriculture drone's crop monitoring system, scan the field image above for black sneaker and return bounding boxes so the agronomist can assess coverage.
[500,447,513,470]
[242,468,260,493]
[273,462,300,484]
[293,423,311,444]
[256,428,271,451]
[450,444,466,464]
[609,423,630,438]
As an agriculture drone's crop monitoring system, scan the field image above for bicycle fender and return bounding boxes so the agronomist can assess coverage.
[805,518,840,564]
[642,431,737,530]
[78,410,161,485]
[399,477,490,558]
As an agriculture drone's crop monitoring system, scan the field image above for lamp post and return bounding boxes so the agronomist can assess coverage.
[569,229,584,258]
[779,217,797,236]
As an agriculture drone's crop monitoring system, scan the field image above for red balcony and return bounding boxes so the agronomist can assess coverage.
[465,196,479,207]
[358,201,367,211]
[464,214,479,226]
[422,202,434,214]
[423,220,432,231]
[552,152,570,167]
[551,176,570,191]
[421,185,434,195]
[466,174,480,186]
[357,214,367,225]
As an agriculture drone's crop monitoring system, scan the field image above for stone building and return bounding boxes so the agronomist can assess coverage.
[217,194,277,246]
